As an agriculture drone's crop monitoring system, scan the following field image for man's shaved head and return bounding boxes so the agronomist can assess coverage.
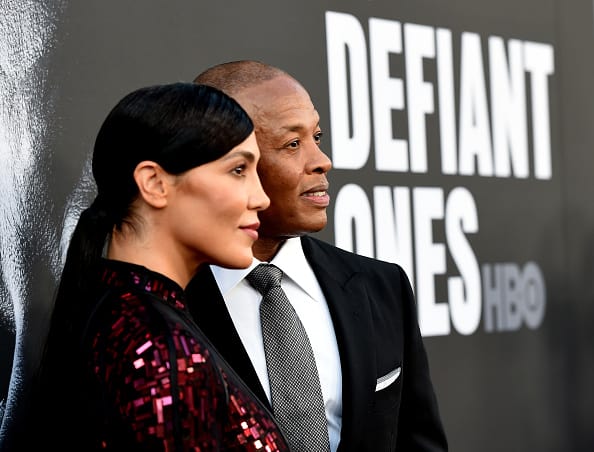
[193,60,290,97]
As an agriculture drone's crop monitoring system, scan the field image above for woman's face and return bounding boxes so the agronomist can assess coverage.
[167,131,269,269]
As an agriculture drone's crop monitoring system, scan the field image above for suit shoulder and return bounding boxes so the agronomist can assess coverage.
[301,235,406,274]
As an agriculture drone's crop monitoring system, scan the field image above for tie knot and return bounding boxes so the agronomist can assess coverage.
[246,263,283,295]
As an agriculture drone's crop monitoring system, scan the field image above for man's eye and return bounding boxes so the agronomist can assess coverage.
[287,140,300,149]
[314,132,324,143]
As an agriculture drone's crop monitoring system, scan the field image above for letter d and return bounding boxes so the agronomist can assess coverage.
[325,11,371,169]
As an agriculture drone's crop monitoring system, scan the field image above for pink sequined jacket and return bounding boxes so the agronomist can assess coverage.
[79,259,289,451]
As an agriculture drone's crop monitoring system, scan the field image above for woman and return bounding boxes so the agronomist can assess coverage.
[25,83,289,451]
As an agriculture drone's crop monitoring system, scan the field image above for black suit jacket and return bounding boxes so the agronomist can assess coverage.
[185,235,448,451]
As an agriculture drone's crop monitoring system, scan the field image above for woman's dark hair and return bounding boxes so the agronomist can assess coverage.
[85,82,253,283]
[56,81,252,330]
[64,82,250,308]
[24,83,253,440]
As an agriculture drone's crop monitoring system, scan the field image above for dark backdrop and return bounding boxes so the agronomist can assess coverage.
[1,1,593,450]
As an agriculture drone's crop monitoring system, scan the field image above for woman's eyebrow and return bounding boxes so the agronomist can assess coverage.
[222,150,256,162]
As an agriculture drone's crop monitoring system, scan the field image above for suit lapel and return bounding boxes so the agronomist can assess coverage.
[185,266,270,407]
[301,236,376,450]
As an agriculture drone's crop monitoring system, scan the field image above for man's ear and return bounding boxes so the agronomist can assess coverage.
[133,161,172,208]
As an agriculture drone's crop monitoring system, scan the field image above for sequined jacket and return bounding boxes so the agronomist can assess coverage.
[69,259,289,451]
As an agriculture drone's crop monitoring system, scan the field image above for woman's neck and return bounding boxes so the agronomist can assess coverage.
[107,230,199,289]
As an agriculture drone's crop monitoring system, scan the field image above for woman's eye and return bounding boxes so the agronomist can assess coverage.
[233,165,246,176]
[287,140,299,149]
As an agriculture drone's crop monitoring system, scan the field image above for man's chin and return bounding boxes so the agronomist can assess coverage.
[299,219,328,235]
[310,215,328,232]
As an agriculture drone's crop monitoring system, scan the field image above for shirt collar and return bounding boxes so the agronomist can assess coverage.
[211,237,322,302]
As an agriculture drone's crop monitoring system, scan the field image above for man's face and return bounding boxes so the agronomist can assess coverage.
[234,75,332,239]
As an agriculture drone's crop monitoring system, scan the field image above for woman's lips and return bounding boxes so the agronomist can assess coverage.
[241,223,260,240]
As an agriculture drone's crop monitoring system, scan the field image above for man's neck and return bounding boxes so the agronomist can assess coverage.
[252,236,291,262]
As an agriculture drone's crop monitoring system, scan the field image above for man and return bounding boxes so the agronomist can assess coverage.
[185,60,448,451]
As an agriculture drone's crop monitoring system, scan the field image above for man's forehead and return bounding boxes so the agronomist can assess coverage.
[256,108,320,135]
[238,75,308,104]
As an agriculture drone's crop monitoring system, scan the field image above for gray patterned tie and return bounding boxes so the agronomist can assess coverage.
[246,263,331,452]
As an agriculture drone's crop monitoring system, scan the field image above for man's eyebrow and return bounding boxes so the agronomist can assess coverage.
[283,124,305,132]
[281,122,321,133]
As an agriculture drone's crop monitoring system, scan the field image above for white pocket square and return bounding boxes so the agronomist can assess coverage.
[375,366,401,391]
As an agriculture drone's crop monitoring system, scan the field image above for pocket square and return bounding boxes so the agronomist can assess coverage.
[375,366,401,391]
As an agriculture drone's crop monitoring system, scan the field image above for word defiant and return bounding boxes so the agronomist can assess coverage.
[325,11,554,179]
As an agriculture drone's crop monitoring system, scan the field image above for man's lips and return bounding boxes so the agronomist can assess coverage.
[300,188,330,206]
[301,182,329,197]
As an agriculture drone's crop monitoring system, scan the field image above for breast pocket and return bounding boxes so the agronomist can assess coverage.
[372,365,402,414]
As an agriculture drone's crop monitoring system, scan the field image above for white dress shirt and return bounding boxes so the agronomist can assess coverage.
[211,237,342,452]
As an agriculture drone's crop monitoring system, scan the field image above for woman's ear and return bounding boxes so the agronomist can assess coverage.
[133,161,172,208]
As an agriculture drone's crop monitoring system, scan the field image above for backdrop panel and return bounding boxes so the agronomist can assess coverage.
[1,1,593,450]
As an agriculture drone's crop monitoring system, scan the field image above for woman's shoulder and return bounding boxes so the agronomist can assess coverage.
[87,285,215,370]
[83,286,228,446]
